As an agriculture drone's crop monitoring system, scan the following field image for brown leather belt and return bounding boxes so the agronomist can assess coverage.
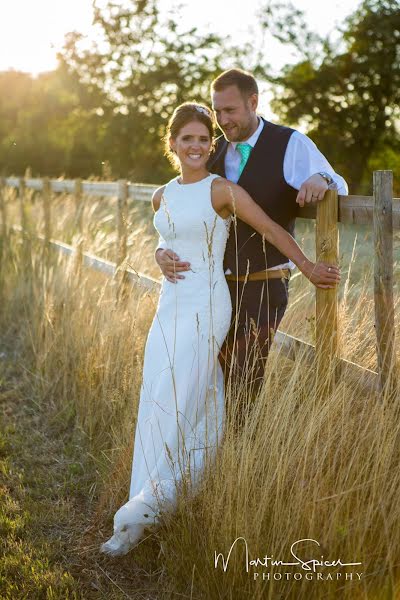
[225,268,291,282]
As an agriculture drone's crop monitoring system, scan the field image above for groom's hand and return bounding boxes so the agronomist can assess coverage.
[155,248,190,283]
[296,174,329,207]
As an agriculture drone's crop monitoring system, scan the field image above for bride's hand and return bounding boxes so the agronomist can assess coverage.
[155,248,190,283]
[301,259,341,289]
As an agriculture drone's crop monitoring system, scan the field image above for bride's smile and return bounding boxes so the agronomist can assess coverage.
[169,121,212,178]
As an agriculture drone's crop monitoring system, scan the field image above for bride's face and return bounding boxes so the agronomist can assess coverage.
[170,121,212,171]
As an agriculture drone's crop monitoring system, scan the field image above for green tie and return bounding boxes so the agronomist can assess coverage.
[236,142,252,177]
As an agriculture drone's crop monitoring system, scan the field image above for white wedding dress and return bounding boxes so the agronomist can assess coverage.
[100,173,232,556]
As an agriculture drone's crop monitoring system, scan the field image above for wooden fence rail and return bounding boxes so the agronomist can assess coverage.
[1,172,399,396]
[3,176,400,227]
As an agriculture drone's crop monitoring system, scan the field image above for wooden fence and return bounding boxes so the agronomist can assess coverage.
[1,172,399,396]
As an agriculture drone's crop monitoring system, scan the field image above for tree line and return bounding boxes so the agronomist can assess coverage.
[0,0,399,195]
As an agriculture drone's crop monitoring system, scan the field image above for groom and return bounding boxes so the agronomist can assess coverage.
[156,68,347,396]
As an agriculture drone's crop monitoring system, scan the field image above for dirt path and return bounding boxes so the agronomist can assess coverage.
[0,333,166,600]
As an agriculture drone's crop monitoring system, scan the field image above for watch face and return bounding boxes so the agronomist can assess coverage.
[320,171,333,183]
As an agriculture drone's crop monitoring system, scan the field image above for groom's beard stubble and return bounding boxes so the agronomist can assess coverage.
[222,118,257,143]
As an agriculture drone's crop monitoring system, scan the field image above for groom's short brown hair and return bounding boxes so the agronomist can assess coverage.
[211,69,258,98]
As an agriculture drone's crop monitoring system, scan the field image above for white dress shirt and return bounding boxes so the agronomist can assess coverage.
[223,117,348,272]
[156,117,349,273]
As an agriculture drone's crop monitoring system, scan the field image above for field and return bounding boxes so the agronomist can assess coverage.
[1,186,400,599]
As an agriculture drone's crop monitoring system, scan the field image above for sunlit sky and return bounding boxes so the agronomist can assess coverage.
[1,0,359,117]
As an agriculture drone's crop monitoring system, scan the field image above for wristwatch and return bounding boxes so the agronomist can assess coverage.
[318,171,336,188]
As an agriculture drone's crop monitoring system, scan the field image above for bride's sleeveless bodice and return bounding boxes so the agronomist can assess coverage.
[155,174,230,274]
[153,173,232,340]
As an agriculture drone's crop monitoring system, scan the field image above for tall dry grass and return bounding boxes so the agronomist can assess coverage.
[1,186,400,599]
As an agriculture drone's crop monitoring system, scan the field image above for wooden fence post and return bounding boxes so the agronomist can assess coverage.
[373,170,397,398]
[115,179,129,303]
[117,179,128,266]
[42,177,52,267]
[19,177,27,231]
[18,176,33,264]
[0,177,6,239]
[24,167,32,204]
[74,178,83,233]
[0,177,6,267]
[315,188,339,388]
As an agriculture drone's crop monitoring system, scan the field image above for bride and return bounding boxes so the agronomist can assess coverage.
[100,102,340,556]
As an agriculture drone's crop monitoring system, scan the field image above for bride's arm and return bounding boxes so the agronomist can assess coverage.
[212,178,340,289]
[152,186,168,252]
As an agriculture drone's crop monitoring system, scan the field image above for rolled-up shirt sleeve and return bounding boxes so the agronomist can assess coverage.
[284,131,349,195]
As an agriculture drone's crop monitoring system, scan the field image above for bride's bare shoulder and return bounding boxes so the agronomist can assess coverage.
[211,176,232,195]
[152,185,166,212]
[212,176,241,189]
[211,176,240,201]
[211,176,227,188]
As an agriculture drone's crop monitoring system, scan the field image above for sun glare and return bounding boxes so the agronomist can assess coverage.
[0,0,93,75]
[0,0,356,76]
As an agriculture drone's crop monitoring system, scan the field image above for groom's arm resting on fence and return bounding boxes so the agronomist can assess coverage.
[152,186,191,284]
[283,130,348,207]
[211,178,341,290]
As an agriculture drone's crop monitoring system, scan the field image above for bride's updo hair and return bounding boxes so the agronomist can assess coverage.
[164,102,215,169]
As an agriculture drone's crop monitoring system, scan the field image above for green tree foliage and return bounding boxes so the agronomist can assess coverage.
[0,66,107,177]
[261,0,400,194]
[0,1,255,181]
[2,0,398,190]
[57,0,247,182]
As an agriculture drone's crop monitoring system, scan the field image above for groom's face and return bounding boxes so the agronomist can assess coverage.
[212,85,258,142]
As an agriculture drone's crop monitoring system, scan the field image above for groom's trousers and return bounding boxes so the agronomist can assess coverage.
[219,274,290,403]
